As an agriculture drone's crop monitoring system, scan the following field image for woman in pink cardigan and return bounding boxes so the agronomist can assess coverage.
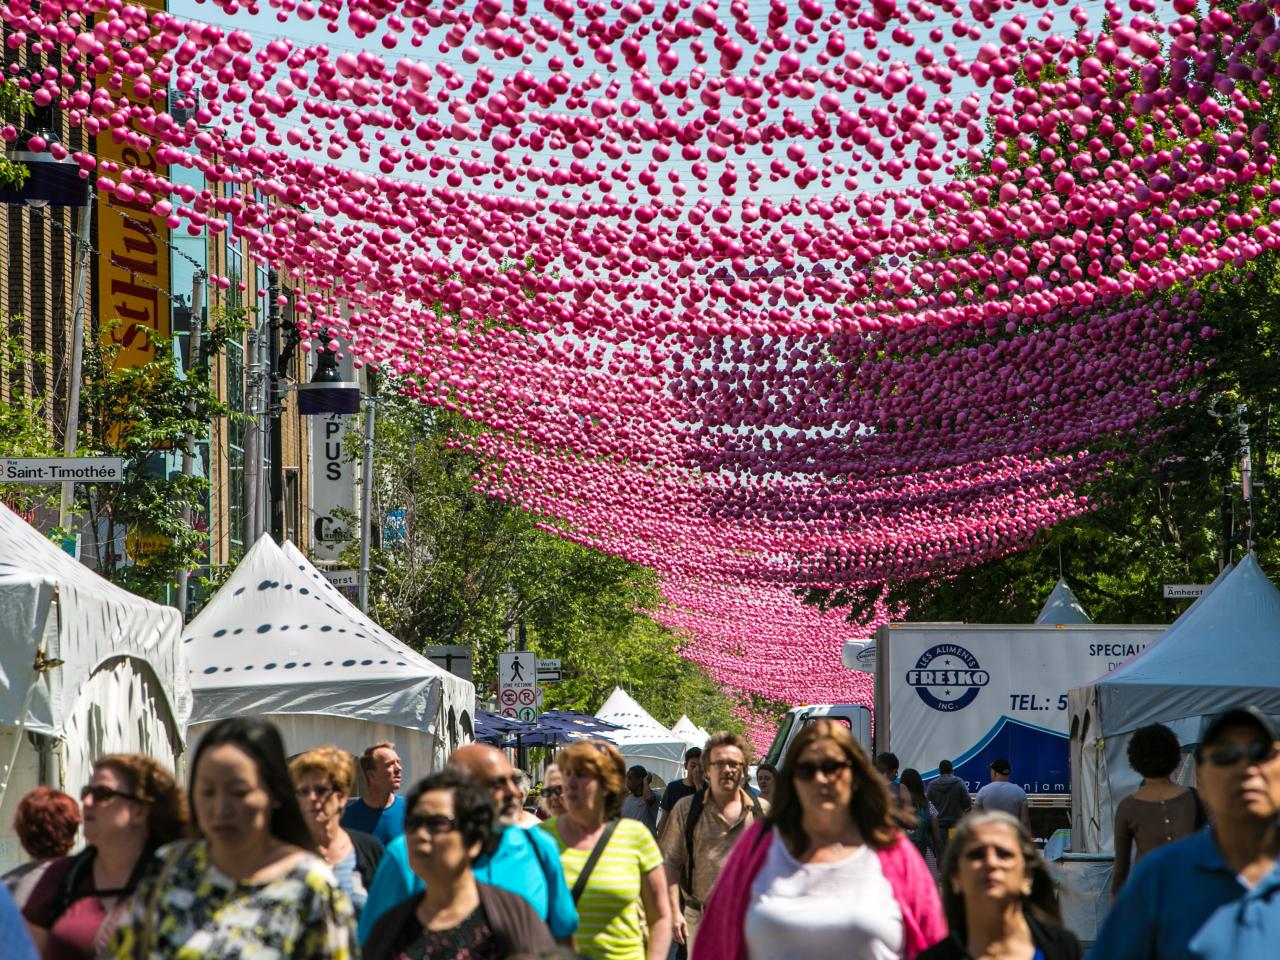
[692,719,946,960]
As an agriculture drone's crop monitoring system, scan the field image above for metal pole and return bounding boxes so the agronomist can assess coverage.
[358,369,377,613]
[243,323,261,548]
[268,271,285,542]
[58,190,94,531]
[258,308,271,540]
[175,272,205,618]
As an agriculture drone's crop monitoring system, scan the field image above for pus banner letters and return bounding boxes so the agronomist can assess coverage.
[498,651,538,723]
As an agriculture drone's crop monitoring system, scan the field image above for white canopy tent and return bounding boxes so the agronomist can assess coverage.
[1069,556,1280,852]
[595,687,689,783]
[0,504,190,871]
[671,715,710,751]
[186,536,474,788]
[1036,579,1092,625]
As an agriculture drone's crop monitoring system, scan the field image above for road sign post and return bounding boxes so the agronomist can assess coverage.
[1,457,126,483]
[498,651,539,724]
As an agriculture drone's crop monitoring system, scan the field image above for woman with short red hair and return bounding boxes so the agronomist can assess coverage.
[2,787,81,909]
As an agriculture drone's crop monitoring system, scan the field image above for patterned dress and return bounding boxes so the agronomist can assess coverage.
[106,841,355,960]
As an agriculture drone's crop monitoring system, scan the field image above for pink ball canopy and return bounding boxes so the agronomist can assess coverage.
[17,0,1262,745]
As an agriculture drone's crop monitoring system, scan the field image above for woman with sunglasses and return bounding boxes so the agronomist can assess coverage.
[918,811,1080,960]
[106,717,355,959]
[292,747,385,919]
[364,769,556,959]
[540,767,566,819]
[694,719,945,960]
[23,755,185,960]
[542,740,669,960]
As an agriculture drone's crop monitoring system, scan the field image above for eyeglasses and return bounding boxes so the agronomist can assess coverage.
[708,760,744,771]
[295,785,336,800]
[793,759,853,781]
[541,786,563,797]
[405,813,459,835]
[1206,741,1275,768]
[80,785,140,805]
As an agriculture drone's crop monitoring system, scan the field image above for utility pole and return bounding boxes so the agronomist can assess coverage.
[268,271,286,542]
[358,367,377,613]
[175,271,205,618]
[243,319,263,547]
[58,188,94,531]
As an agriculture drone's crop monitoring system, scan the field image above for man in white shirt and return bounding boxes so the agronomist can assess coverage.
[974,758,1031,830]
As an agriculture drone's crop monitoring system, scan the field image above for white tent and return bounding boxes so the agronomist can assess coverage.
[671,715,710,751]
[1069,557,1280,852]
[186,536,474,788]
[1036,579,1092,625]
[595,687,689,783]
[0,504,190,871]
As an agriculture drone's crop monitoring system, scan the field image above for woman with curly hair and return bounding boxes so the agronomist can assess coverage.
[918,811,1080,960]
[693,718,945,960]
[291,747,384,919]
[22,755,186,959]
[1111,722,1205,895]
[364,769,556,959]
[3,787,81,909]
[542,740,669,960]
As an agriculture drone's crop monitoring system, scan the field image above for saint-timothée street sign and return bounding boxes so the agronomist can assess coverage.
[1,457,126,483]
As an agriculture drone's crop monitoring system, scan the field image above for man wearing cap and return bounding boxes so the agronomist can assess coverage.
[975,758,1030,830]
[1093,706,1280,959]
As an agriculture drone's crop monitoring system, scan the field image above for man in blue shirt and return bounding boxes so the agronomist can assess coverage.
[1093,706,1280,959]
[358,743,577,943]
[340,741,406,846]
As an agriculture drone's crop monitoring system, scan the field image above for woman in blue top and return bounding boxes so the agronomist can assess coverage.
[918,812,1080,960]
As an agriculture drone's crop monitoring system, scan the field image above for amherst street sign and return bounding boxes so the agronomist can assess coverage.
[1,457,126,483]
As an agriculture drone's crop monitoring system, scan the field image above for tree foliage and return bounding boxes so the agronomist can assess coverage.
[354,389,743,731]
[0,331,62,513]
[75,310,249,601]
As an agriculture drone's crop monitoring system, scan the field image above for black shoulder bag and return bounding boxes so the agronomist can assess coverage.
[571,819,620,904]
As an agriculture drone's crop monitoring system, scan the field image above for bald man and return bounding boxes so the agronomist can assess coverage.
[357,744,578,944]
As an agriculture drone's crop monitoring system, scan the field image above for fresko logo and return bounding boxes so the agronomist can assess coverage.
[906,644,990,712]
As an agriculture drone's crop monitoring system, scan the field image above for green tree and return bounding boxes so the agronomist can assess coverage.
[353,390,743,732]
[75,309,249,601]
[0,330,61,513]
[0,78,33,190]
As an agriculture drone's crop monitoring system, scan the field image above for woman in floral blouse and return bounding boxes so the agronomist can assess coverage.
[108,717,355,959]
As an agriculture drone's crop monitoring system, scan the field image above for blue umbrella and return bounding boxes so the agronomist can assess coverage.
[476,709,533,744]
[539,709,625,734]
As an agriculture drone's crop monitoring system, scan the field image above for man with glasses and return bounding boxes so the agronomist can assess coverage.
[1093,706,1280,959]
[661,732,767,953]
[356,743,578,945]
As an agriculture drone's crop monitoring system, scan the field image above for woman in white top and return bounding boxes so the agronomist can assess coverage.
[693,719,946,960]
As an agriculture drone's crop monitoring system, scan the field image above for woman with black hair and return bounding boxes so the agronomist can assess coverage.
[364,769,556,960]
[1110,722,1204,895]
[106,717,355,959]
[918,811,1080,960]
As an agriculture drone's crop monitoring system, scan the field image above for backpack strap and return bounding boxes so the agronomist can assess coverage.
[681,788,707,896]
[571,819,619,905]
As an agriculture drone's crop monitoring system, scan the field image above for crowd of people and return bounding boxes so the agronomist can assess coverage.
[0,703,1278,958]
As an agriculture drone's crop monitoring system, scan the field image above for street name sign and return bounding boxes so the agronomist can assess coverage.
[1,457,125,483]
[323,569,359,588]
[1163,584,1208,599]
[537,658,562,682]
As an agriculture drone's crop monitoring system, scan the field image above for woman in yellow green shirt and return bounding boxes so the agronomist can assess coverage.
[541,741,671,960]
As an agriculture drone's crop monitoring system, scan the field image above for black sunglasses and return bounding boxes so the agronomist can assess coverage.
[405,813,459,835]
[793,759,853,781]
[1206,741,1275,768]
[81,785,141,805]
[541,786,563,797]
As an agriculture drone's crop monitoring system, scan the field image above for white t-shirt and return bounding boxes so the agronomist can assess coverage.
[745,838,904,960]
[975,779,1027,817]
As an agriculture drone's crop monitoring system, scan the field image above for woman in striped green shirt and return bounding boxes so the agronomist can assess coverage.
[541,741,671,960]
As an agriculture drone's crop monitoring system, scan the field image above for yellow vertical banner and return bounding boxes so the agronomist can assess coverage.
[95,0,170,368]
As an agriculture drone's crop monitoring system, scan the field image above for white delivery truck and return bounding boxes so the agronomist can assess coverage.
[761,704,873,770]
[873,622,1164,833]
